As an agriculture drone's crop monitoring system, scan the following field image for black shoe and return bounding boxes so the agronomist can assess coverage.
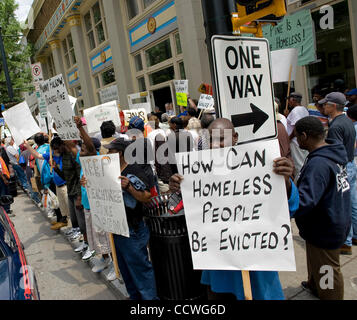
[301,281,318,298]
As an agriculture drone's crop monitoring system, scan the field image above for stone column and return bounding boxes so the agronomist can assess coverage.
[175,0,212,100]
[102,0,133,108]
[48,39,68,87]
[67,14,96,109]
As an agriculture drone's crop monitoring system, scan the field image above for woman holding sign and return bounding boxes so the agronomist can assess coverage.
[169,118,299,300]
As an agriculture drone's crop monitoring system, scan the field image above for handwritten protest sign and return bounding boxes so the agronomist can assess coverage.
[123,108,148,127]
[176,139,296,271]
[39,74,80,140]
[84,101,121,133]
[198,94,215,110]
[174,80,189,107]
[3,101,41,146]
[271,48,298,83]
[99,85,119,104]
[262,9,316,66]
[80,154,129,237]
[69,95,77,112]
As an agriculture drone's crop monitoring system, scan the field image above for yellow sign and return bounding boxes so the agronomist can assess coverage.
[176,92,188,107]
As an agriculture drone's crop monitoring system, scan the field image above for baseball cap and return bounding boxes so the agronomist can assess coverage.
[318,92,347,105]
[104,138,132,151]
[346,88,357,96]
[289,92,302,99]
[128,116,145,132]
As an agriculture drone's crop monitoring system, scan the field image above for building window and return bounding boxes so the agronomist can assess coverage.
[94,67,117,104]
[102,68,116,86]
[63,33,76,69]
[138,77,146,91]
[134,54,143,72]
[175,33,182,55]
[145,38,172,67]
[179,61,186,79]
[142,0,156,9]
[126,0,139,20]
[149,66,175,86]
[84,1,107,51]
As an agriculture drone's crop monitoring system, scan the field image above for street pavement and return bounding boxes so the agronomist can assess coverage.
[8,188,357,300]
[10,190,119,300]
[280,220,357,300]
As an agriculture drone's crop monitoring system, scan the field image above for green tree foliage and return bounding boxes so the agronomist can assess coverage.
[0,0,33,104]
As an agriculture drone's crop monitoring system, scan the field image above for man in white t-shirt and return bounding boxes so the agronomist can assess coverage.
[286,92,309,180]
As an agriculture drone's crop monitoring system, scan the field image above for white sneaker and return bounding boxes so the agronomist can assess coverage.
[70,232,82,242]
[74,242,87,253]
[91,257,111,273]
[82,249,96,261]
[106,265,117,281]
[47,210,55,218]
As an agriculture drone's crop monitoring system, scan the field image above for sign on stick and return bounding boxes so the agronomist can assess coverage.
[80,154,129,237]
[176,139,296,271]
[212,36,277,145]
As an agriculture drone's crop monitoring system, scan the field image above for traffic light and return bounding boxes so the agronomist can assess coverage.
[231,0,286,37]
[233,0,286,28]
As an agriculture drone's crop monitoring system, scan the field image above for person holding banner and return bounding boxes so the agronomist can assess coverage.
[104,138,158,300]
[293,116,351,300]
[169,118,299,300]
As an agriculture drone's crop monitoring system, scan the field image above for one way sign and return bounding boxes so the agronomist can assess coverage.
[212,36,277,145]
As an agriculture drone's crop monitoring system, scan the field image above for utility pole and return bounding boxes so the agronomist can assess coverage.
[0,26,14,101]
[201,0,237,117]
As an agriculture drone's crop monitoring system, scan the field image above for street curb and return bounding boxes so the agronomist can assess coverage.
[27,192,129,300]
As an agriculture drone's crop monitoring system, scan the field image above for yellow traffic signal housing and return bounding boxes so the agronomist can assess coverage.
[232,0,286,36]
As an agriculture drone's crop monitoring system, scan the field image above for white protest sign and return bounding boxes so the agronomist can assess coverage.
[127,92,152,114]
[69,95,77,112]
[176,139,296,271]
[198,94,215,110]
[173,80,188,93]
[24,91,38,113]
[123,108,148,127]
[271,48,298,83]
[38,90,48,119]
[80,153,129,237]
[3,101,41,146]
[212,36,277,145]
[84,100,121,133]
[99,85,119,104]
[39,74,80,140]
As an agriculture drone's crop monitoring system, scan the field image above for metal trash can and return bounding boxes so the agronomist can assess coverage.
[144,194,206,300]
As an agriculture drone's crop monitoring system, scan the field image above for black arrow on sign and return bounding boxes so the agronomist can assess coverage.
[231,103,269,134]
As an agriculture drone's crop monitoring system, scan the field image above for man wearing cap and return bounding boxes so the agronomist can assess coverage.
[103,138,158,300]
[321,92,357,255]
[286,92,309,179]
[345,89,357,109]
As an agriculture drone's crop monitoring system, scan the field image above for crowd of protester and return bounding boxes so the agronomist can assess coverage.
[0,88,356,300]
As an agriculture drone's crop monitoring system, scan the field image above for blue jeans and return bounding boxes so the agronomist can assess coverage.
[345,161,357,246]
[0,178,10,212]
[12,164,29,190]
[113,221,158,300]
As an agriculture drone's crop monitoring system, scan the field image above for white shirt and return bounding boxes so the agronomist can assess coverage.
[287,106,309,145]
[279,114,288,131]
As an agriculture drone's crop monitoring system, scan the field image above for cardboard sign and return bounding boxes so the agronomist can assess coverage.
[174,80,188,107]
[212,36,277,145]
[271,48,298,83]
[69,95,77,112]
[3,101,41,146]
[262,9,316,66]
[84,100,121,133]
[80,154,129,237]
[176,139,296,271]
[24,91,38,113]
[39,74,80,140]
[123,108,148,127]
[198,94,215,110]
